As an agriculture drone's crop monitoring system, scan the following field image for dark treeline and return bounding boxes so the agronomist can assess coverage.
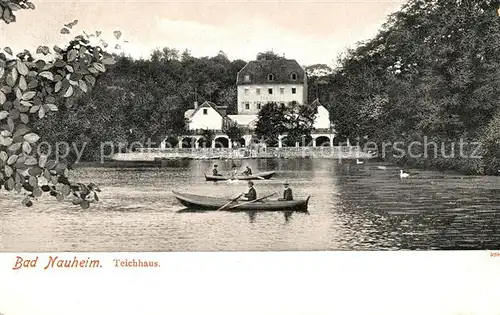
[315,0,500,174]
[34,49,248,161]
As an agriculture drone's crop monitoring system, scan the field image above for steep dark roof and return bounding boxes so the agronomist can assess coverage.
[236,59,306,85]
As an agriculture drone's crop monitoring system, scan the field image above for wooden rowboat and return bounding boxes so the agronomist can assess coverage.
[172,191,310,212]
[205,171,275,181]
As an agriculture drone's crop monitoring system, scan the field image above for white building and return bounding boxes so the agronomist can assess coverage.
[177,58,335,148]
[236,59,308,114]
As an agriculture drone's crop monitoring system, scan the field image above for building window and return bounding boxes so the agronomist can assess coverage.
[268,74,274,81]
[280,88,284,94]
[257,102,262,110]
[245,102,250,110]
[268,88,273,95]
[244,88,249,96]
[291,72,297,80]
[203,108,208,115]
[256,88,260,95]
[244,74,250,82]
[292,88,297,94]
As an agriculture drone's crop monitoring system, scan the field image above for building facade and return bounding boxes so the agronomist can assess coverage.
[172,57,335,149]
[236,59,308,114]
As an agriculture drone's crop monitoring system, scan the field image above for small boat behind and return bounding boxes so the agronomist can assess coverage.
[205,171,276,182]
[172,191,310,212]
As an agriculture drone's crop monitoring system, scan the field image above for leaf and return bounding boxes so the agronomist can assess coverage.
[61,184,71,196]
[63,86,74,98]
[4,165,13,177]
[0,136,13,147]
[11,68,18,84]
[0,151,7,162]
[7,154,18,165]
[45,160,56,170]
[95,31,102,37]
[93,63,106,72]
[0,92,6,105]
[5,178,14,191]
[38,155,48,168]
[27,79,39,89]
[67,49,78,62]
[28,166,43,177]
[33,187,43,198]
[22,141,32,154]
[56,192,64,201]
[25,156,37,166]
[113,30,122,40]
[0,111,8,120]
[9,142,21,152]
[46,104,58,111]
[4,47,13,55]
[20,114,29,124]
[81,200,90,209]
[85,75,96,87]
[101,57,116,65]
[39,71,54,81]
[21,91,36,101]
[38,106,45,119]
[18,76,28,91]
[16,61,29,76]
[60,28,70,34]
[23,133,40,143]
[29,105,40,114]
[78,80,88,93]
[28,176,38,187]
[94,192,99,201]
[72,198,82,205]
[22,196,33,207]
[36,46,51,55]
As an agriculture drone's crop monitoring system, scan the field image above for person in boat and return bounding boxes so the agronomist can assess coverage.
[230,163,238,178]
[241,180,257,201]
[278,180,293,201]
[212,165,223,176]
[242,165,252,176]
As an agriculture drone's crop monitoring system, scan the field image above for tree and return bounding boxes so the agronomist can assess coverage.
[255,102,286,146]
[256,50,284,61]
[1,3,121,207]
[199,128,214,148]
[223,120,243,145]
[283,101,317,146]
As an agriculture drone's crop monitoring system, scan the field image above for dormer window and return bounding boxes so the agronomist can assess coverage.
[267,74,274,81]
[244,74,250,82]
[203,108,208,115]
[290,72,297,80]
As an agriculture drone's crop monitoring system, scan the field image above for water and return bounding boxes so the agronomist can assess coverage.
[1,159,500,251]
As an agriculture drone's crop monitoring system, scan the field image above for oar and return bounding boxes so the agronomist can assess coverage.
[227,193,277,210]
[217,193,243,211]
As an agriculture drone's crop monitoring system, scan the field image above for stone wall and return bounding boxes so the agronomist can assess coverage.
[111,147,373,161]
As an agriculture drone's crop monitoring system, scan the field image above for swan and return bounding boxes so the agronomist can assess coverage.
[377,165,387,170]
[399,170,410,179]
[356,159,364,165]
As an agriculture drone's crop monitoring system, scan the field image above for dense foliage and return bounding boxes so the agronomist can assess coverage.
[0,1,118,207]
[323,0,500,174]
[255,102,317,146]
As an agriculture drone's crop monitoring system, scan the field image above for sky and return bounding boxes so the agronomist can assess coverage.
[0,0,406,66]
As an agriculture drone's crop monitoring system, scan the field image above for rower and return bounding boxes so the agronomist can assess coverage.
[212,165,222,176]
[278,180,293,201]
[242,180,257,201]
[242,165,252,176]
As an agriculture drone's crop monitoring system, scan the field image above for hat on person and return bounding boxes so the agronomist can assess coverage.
[248,180,254,186]
[282,180,289,186]
[214,165,218,167]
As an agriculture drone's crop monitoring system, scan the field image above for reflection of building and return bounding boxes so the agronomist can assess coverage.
[165,58,335,149]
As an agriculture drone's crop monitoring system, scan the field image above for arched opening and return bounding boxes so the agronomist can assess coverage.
[214,136,229,148]
[163,136,178,149]
[237,138,246,147]
[315,136,331,147]
[197,137,211,148]
[180,137,195,148]
[298,135,313,147]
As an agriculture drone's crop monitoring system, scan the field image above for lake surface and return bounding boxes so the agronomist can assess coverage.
[1,159,500,251]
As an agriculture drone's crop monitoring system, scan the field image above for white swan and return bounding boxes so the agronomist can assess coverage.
[356,159,364,165]
[377,165,387,170]
[399,170,410,179]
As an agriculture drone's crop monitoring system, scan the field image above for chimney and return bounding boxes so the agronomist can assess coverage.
[194,101,198,109]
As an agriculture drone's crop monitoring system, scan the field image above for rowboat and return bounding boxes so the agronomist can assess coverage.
[204,171,275,181]
[172,191,310,212]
